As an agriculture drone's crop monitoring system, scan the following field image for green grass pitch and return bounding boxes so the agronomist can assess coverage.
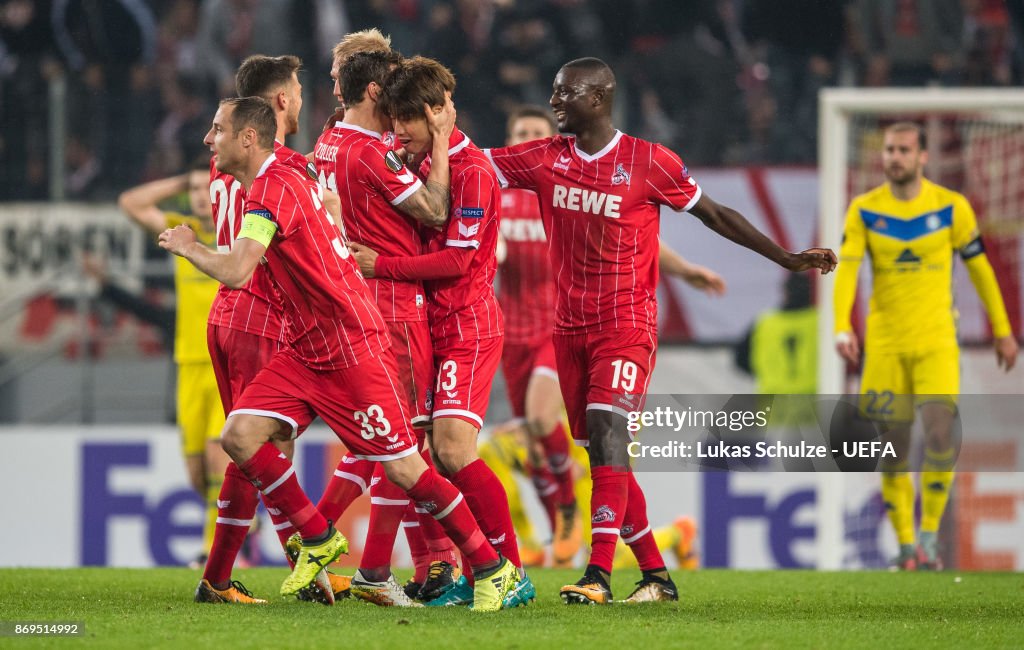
[0,568,1021,648]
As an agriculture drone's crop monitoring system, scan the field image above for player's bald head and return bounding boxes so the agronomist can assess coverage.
[560,58,615,96]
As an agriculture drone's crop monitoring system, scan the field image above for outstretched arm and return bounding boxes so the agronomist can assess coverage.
[688,194,837,273]
[658,241,726,295]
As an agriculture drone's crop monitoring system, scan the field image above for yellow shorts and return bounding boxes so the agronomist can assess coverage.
[178,362,226,456]
[859,345,959,423]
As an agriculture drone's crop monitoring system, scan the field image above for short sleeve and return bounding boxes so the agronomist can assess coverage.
[484,138,552,190]
[646,143,702,212]
[445,166,496,250]
[361,144,423,206]
[243,178,292,238]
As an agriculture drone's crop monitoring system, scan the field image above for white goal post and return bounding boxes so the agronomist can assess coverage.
[815,88,1024,570]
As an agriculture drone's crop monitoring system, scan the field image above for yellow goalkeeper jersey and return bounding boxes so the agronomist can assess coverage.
[165,213,218,364]
[834,178,1011,352]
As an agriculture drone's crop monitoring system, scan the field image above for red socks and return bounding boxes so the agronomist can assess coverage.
[588,465,629,573]
[450,459,521,568]
[621,472,663,571]
[316,453,373,524]
[203,462,259,585]
[405,467,497,570]
[541,422,576,507]
[359,465,409,571]
[239,443,326,540]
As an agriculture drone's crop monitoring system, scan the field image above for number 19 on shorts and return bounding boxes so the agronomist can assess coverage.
[610,359,638,392]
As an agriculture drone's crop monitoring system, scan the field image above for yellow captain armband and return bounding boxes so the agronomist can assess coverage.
[238,210,278,248]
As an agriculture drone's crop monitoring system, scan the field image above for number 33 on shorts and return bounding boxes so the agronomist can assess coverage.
[353,404,396,441]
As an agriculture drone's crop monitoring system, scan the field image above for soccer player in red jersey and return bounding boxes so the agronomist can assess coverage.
[485,58,836,604]
[160,97,521,611]
[198,54,333,605]
[313,49,461,605]
[350,57,531,607]
[496,106,727,569]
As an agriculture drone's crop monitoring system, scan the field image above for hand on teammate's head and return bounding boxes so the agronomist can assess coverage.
[426,92,456,140]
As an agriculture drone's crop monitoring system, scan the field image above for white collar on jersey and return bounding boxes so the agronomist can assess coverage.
[335,121,383,140]
[572,130,623,162]
[449,130,471,156]
[255,152,276,178]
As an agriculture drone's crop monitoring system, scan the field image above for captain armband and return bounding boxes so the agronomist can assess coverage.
[238,210,278,248]
[959,236,985,260]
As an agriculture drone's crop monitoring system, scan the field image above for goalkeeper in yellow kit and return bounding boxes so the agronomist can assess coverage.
[834,122,1018,569]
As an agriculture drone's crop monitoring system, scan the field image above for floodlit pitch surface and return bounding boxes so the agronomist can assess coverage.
[0,569,1021,648]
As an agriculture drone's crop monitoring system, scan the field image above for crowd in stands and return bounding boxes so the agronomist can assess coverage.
[1,0,1021,200]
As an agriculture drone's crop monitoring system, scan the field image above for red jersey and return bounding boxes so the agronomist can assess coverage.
[421,130,503,346]
[242,155,390,370]
[497,188,555,345]
[313,122,427,322]
[485,131,702,333]
[208,142,312,340]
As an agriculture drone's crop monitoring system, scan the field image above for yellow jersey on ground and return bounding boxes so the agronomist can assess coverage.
[834,178,1009,353]
[165,213,218,364]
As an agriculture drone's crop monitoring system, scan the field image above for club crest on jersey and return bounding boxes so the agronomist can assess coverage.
[305,161,318,180]
[612,164,630,186]
[384,150,405,173]
[455,207,484,218]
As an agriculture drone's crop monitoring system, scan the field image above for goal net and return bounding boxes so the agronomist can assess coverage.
[815,89,1024,570]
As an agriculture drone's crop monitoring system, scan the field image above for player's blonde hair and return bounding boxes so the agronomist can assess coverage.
[332,28,392,65]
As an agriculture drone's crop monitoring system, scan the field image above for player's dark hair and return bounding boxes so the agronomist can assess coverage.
[886,121,927,150]
[380,56,456,122]
[506,105,556,137]
[220,97,276,150]
[235,55,302,100]
[341,50,404,107]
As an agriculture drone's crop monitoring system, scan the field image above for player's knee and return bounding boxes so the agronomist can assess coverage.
[382,454,426,491]
[433,442,474,476]
[220,416,261,459]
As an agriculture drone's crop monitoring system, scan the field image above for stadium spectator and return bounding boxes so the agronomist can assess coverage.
[742,0,846,162]
[856,0,965,86]
[0,0,57,199]
[833,121,1018,570]
[52,0,159,194]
